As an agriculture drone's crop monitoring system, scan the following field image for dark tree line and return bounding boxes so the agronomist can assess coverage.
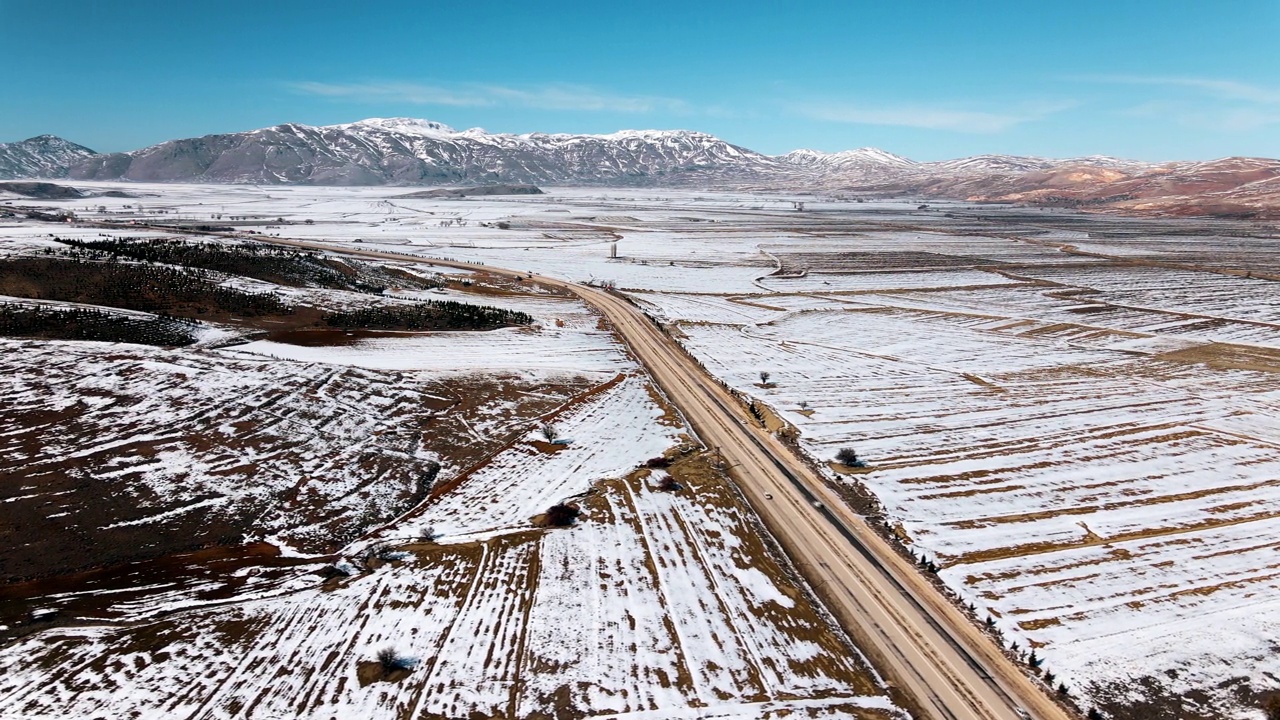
[0,254,531,343]
[0,256,291,318]
[0,305,196,346]
[322,299,533,332]
[52,236,440,294]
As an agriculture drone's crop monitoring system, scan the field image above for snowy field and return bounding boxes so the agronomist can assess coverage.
[0,189,908,720]
[6,183,1280,718]
[672,302,1280,717]
[0,368,899,720]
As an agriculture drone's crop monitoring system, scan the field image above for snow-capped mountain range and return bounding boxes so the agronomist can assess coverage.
[3,117,1278,218]
[64,118,777,186]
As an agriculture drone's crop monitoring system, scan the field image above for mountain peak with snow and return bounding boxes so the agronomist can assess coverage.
[0,134,98,180]
[338,117,460,136]
[780,147,914,164]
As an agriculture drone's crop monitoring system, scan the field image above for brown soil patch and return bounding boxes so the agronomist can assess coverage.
[453,271,571,299]
[1156,342,1280,373]
[0,542,319,643]
[829,462,873,475]
[962,373,1003,390]
[355,660,412,686]
[1017,617,1064,631]
[527,440,571,454]
[747,400,789,433]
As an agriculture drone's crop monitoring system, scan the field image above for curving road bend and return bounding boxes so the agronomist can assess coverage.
[200,233,1074,720]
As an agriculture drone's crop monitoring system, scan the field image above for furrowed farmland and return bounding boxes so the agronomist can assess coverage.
[0,195,905,720]
[3,183,1279,719]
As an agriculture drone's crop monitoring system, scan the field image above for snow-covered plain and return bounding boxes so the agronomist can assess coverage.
[672,304,1280,717]
[8,183,1280,718]
[1,189,906,720]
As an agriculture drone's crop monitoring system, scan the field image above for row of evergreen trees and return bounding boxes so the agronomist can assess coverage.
[52,236,440,294]
[0,254,530,343]
[322,298,533,331]
[0,305,196,346]
[1,256,292,317]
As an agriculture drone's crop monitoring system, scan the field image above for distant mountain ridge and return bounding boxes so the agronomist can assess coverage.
[4,118,1279,218]
[65,118,779,186]
[0,135,97,180]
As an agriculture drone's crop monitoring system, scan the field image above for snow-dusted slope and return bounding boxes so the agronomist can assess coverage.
[0,135,98,180]
[5,117,1275,216]
[775,147,917,184]
[67,117,782,186]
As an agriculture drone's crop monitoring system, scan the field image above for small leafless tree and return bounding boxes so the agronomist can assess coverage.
[540,422,558,442]
[759,370,771,385]
[798,400,809,410]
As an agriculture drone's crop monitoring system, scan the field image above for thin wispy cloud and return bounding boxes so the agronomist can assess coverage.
[793,100,1072,134]
[1073,75,1280,132]
[1073,74,1280,105]
[287,80,690,114]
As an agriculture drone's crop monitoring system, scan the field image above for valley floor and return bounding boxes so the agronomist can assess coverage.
[3,183,1279,719]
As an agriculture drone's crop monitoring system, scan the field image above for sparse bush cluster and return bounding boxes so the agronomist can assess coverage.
[0,304,196,346]
[53,235,441,293]
[322,299,533,332]
[1,255,291,318]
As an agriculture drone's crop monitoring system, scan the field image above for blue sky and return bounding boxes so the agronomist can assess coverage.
[3,0,1278,160]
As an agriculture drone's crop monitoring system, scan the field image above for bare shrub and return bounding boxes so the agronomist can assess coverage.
[545,503,581,526]
[540,422,558,442]
[834,447,860,466]
[376,647,418,673]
